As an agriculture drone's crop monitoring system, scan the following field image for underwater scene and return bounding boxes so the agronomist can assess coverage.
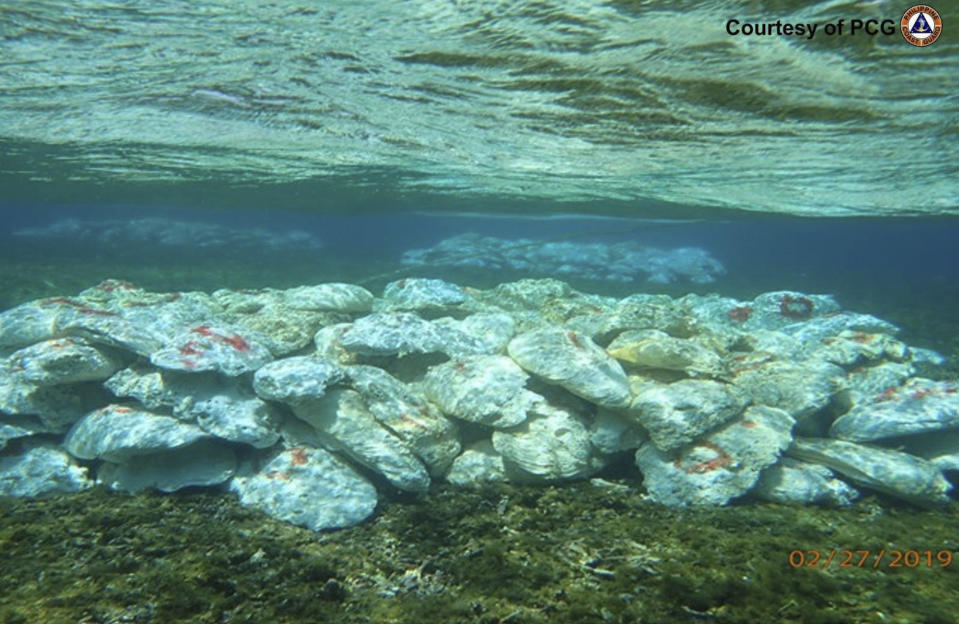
[1,1,958,623]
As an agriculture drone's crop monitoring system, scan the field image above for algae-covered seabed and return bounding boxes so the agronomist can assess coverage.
[1,486,958,624]
[1,242,958,624]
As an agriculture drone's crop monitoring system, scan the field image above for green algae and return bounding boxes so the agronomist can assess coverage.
[1,484,957,624]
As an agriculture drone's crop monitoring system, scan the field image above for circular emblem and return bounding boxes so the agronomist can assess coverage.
[901,5,942,47]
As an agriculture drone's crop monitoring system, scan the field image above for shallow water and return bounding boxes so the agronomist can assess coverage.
[1,0,957,215]
[2,2,959,623]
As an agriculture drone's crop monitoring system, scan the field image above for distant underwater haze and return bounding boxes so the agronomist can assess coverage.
[0,0,956,217]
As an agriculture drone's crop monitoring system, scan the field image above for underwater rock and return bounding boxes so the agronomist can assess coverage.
[64,404,210,462]
[253,356,344,404]
[507,328,631,409]
[829,379,959,442]
[606,329,724,378]
[423,355,537,428]
[445,440,508,487]
[97,439,236,493]
[292,388,431,493]
[6,337,124,386]
[379,278,467,312]
[788,437,952,505]
[491,402,601,482]
[230,446,377,532]
[630,379,750,451]
[753,457,859,506]
[635,405,794,507]
[0,440,92,497]
[150,323,273,376]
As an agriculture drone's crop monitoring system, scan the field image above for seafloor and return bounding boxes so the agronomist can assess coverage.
[1,241,957,624]
[2,486,958,624]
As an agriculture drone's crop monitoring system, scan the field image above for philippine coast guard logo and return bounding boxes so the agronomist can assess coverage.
[901,5,942,47]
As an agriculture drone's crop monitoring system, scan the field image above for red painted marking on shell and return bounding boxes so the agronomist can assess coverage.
[41,297,82,306]
[179,341,203,356]
[290,447,309,466]
[190,325,249,351]
[740,420,757,428]
[222,333,249,352]
[567,331,583,348]
[683,441,733,474]
[877,387,898,401]
[113,406,133,413]
[40,296,119,316]
[779,295,814,320]
[78,307,118,317]
[180,358,198,369]
[728,306,753,322]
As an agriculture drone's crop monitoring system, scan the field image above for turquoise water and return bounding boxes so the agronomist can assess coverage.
[1,0,956,217]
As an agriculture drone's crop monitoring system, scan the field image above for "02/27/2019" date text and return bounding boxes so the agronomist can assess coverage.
[788,549,954,569]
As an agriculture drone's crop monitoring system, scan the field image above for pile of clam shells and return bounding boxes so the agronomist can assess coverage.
[1,277,955,531]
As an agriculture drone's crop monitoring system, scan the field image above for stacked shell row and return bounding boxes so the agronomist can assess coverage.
[1,277,955,531]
